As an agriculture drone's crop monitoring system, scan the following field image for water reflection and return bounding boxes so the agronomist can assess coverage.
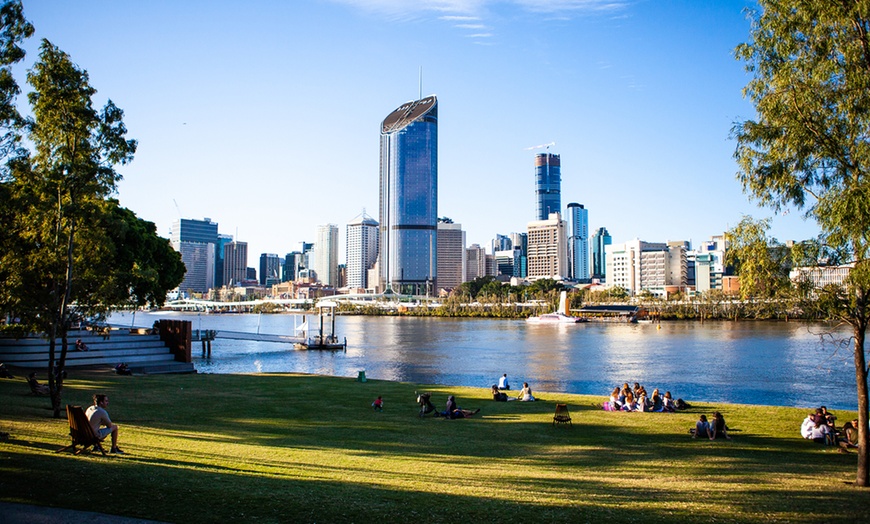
[110,312,857,410]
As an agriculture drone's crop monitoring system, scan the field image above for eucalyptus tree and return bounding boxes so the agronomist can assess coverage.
[8,39,137,416]
[0,0,32,314]
[734,0,870,485]
[724,216,791,301]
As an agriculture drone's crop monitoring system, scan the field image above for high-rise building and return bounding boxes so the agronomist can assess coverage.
[378,95,438,295]
[465,244,487,281]
[535,153,561,220]
[591,227,612,281]
[527,212,567,280]
[509,232,528,278]
[567,203,589,281]
[437,220,466,291]
[491,234,511,255]
[605,239,687,296]
[259,253,280,286]
[215,234,233,287]
[170,218,219,294]
[346,213,379,290]
[283,251,302,282]
[223,241,248,287]
[313,224,339,286]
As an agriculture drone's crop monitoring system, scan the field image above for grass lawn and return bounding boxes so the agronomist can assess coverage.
[1,368,868,523]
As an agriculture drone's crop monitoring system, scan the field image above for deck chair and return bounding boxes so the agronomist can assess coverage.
[553,403,572,427]
[56,405,106,456]
[26,378,49,396]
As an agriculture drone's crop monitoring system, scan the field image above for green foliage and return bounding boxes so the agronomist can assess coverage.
[725,216,791,300]
[734,0,870,485]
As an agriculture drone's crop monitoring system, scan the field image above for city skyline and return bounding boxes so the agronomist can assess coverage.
[16,1,822,262]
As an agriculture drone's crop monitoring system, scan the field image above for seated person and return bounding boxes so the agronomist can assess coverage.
[26,372,49,395]
[517,382,535,402]
[692,414,712,439]
[819,406,836,428]
[842,419,859,448]
[608,387,622,411]
[498,373,510,390]
[491,385,508,402]
[74,339,89,351]
[621,393,637,412]
[809,419,833,445]
[710,411,731,440]
[444,395,479,419]
[114,363,132,375]
[372,396,383,411]
[0,363,14,379]
[662,392,676,413]
[801,413,816,439]
[86,394,123,454]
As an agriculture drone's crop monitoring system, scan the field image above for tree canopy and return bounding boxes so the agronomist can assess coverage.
[0,7,184,415]
[734,0,870,486]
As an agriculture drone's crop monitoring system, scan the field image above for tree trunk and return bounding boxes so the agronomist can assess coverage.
[855,320,869,487]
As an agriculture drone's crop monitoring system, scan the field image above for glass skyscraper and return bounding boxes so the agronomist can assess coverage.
[378,95,438,295]
[567,203,589,281]
[535,153,561,220]
[592,227,612,280]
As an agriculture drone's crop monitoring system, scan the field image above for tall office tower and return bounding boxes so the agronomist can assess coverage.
[215,234,233,287]
[535,153,561,220]
[259,253,280,286]
[283,252,302,282]
[378,95,438,295]
[591,227,612,281]
[567,203,589,281]
[223,241,248,287]
[465,244,487,281]
[491,234,511,255]
[436,220,466,291]
[313,224,339,286]
[170,218,219,294]
[527,212,567,280]
[509,232,528,278]
[298,241,314,272]
[346,213,379,289]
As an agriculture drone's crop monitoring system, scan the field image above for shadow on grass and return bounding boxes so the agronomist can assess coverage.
[3,371,870,522]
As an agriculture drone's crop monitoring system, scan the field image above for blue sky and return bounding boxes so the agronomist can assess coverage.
[16,0,820,263]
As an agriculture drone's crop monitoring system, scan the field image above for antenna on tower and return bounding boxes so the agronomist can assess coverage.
[418,66,422,100]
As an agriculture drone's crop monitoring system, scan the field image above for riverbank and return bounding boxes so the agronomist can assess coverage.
[1,368,867,522]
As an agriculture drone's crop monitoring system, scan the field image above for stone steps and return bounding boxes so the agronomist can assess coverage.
[0,328,195,374]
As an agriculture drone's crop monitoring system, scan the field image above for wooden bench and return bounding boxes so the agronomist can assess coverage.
[56,405,106,456]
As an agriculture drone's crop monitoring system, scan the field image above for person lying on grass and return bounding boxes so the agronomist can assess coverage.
[442,395,480,419]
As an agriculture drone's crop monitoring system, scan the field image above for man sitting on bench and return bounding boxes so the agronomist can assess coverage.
[86,394,124,454]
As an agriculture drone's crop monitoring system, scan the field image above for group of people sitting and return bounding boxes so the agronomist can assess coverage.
[492,373,536,402]
[416,392,480,419]
[691,412,731,440]
[605,382,685,412]
[801,406,858,449]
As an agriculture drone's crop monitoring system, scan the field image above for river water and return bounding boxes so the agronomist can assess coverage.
[110,311,859,411]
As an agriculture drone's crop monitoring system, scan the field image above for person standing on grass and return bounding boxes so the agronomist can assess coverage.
[86,394,124,454]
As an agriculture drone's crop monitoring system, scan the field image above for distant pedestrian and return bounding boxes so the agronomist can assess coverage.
[372,396,383,411]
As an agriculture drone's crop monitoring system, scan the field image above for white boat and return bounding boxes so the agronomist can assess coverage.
[525,291,584,323]
[526,312,582,323]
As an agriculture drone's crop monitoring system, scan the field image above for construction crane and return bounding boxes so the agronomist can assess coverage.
[524,141,556,151]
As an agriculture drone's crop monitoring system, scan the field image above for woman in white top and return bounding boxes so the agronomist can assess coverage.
[517,382,536,401]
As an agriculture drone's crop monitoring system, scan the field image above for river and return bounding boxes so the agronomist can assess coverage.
[110,311,859,411]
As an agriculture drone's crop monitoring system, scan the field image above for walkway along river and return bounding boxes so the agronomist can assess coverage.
[111,311,859,411]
